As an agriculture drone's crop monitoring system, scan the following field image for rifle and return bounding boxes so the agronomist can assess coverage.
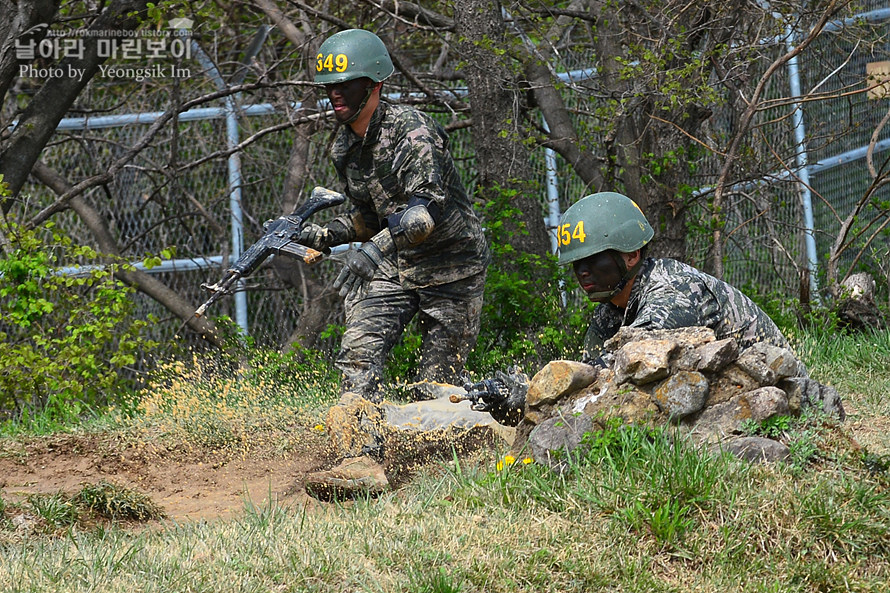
[194,187,346,317]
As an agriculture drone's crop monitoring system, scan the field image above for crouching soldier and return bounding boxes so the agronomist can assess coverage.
[464,191,809,426]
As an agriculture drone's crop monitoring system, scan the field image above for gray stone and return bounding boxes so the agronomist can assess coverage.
[692,338,739,373]
[779,377,846,421]
[692,386,790,441]
[737,342,801,385]
[528,414,594,472]
[735,348,778,385]
[719,436,791,463]
[743,386,791,422]
[653,371,709,421]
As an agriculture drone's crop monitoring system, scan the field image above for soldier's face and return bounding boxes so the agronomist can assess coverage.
[325,78,375,123]
[573,251,624,302]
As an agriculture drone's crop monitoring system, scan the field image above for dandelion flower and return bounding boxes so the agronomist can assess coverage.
[496,455,517,471]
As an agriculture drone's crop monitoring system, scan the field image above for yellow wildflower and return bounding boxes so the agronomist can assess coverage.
[496,454,517,471]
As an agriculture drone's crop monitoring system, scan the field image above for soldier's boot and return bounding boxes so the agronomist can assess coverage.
[305,392,388,500]
[324,392,386,461]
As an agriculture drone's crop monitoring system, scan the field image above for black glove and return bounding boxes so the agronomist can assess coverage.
[297,223,330,251]
[333,242,385,299]
[462,367,528,427]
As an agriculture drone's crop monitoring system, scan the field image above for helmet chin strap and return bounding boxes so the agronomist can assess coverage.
[342,83,376,125]
[585,252,644,302]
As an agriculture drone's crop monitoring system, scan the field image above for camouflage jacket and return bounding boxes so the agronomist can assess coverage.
[330,101,490,289]
[583,257,791,365]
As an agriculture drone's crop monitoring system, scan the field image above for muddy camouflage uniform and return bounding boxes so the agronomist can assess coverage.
[331,100,490,399]
[583,257,794,366]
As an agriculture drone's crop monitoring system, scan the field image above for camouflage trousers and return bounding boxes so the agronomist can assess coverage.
[338,265,485,402]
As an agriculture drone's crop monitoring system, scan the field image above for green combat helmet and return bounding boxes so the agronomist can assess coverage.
[557,191,654,266]
[314,29,394,85]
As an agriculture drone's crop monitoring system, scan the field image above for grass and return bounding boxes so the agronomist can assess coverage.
[0,328,888,592]
[118,348,341,459]
[0,482,165,538]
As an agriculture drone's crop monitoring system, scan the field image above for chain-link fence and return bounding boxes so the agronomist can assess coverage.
[19,9,890,356]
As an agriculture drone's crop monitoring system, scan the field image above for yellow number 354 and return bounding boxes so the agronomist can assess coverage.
[558,221,587,247]
[316,53,349,73]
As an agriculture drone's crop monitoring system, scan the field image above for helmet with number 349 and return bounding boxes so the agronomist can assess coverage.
[556,192,654,265]
[314,29,394,85]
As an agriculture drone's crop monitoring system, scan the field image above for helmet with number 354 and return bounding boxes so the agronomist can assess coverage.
[557,192,654,265]
[314,29,394,85]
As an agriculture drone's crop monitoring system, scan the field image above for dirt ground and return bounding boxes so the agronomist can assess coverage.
[0,432,336,522]
[1,399,886,525]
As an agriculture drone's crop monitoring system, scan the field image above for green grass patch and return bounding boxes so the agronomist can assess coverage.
[0,329,888,591]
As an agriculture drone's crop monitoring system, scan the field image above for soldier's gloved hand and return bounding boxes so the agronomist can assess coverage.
[462,367,528,427]
[333,242,385,299]
[297,223,331,251]
[463,377,509,411]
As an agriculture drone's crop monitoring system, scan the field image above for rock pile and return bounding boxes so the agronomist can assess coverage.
[518,326,845,469]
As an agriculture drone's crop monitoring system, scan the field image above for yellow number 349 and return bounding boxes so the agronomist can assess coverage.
[316,53,349,73]
[558,221,587,247]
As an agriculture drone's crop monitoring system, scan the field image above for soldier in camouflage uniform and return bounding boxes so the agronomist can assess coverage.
[300,29,490,405]
[464,191,799,426]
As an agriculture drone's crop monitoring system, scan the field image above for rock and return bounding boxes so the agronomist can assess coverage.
[383,394,516,459]
[679,338,739,373]
[736,342,801,385]
[779,377,846,421]
[612,339,677,385]
[707,364,761,405]
[719,436,791,463]
[383,394,500,433]
[605,326,716,352]
[304,455,389,501]
[526,360,599,407]
[652,371,709,421]
[11,513,37,533]
[743,386,791,421]
[527,414,594,472]
[505,327,845,470]
[579,382,660,425]
[693,386,790,441]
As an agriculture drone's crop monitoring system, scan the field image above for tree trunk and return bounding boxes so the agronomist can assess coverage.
[0,0,151,210]
[452,0,550,258]
[0,0,59,101]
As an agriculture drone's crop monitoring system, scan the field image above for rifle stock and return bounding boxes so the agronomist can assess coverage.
[194,187,346,318]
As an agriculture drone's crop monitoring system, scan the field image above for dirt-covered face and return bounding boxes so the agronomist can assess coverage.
[325,77,375,124]
[572,250,626,303]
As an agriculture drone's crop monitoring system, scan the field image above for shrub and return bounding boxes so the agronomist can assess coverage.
[468,191,594,375]
[0,213,157,426]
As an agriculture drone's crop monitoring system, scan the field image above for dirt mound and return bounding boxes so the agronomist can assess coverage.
[0,432,334,521]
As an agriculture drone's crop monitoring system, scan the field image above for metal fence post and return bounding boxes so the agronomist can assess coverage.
[785,24,822,302]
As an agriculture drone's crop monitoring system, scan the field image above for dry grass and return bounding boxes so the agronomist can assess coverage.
[0,330,888,592]
[125,352,339,460]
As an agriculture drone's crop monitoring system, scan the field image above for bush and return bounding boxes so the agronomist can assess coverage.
[0,215,157,426]
[468,192,594,375]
